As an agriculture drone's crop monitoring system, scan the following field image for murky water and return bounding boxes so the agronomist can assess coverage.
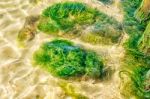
[0,0,125,99]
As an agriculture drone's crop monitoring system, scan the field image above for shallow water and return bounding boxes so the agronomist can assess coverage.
[0,0,124,99]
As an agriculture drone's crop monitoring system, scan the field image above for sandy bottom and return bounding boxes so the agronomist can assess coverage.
[0,0,126,99]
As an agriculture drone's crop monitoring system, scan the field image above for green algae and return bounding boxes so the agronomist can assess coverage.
[119,47,150,99]
[121,0,150,56]
[121,0,150,55]
[38,2,122,44]
[38,2,97,33]
[135,0,150,22]
[120,0,150,98]
[121,0,145,49]
[134,0,150,55]
[120,65,150,99]
[138,22,150,55]
[33,39,103,79]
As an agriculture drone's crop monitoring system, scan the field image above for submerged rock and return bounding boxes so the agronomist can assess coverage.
[17,15,39,47]
[33,39,104,79]
[38,2,122,45]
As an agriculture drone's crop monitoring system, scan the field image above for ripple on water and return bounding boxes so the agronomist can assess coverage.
[0,45,20,65]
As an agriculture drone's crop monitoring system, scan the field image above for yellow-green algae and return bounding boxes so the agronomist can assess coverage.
[58,81,88,99]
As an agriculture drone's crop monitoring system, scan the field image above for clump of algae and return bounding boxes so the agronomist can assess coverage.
[120,0,150,98]
[37,2,122,45]
[33,39,104,79]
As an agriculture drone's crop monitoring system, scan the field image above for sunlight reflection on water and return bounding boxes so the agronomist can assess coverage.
[0,0,123,98]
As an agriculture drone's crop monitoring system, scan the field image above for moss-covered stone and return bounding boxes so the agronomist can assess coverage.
[33,39,103,79]
[38,2,122,44]
[38,2,97,33]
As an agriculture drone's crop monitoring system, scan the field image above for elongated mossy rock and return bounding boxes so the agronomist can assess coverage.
[135,0,150,22]
[138,22,150,55]
[33,39,103,79]
[38,2,97,33]
[38,2,122,44]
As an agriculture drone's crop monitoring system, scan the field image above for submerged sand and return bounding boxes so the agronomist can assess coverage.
[0,0,125,99]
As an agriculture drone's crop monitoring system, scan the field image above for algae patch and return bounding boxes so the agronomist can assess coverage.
[38,2,122,45]
[33,39,104,79]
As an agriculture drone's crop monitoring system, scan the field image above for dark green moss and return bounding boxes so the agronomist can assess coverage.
[33,39,103,79]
